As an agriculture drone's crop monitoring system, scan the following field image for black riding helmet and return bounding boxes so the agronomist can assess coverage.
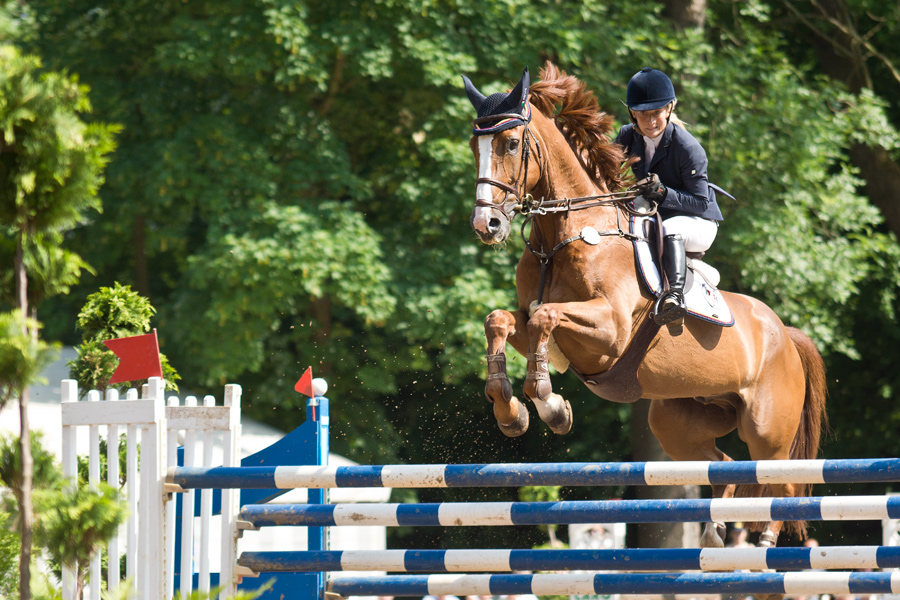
[626,67,676,111]
[625,67,677,136]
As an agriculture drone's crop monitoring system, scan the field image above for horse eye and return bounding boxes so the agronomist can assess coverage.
[507,138,520,154]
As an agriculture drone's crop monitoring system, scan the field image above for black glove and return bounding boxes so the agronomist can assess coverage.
[636,173,667,202]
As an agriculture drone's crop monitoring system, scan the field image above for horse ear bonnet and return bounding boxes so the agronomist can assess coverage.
[462,67,531,135]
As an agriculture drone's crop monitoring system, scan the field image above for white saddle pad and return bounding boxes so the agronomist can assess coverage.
[628,216,734,327]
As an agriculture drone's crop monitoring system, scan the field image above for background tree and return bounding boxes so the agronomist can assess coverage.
[0,43,118,598]
[775,0,900,237]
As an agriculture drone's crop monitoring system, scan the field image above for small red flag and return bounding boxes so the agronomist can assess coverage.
[295,366,314,397]
[104,330,163,384]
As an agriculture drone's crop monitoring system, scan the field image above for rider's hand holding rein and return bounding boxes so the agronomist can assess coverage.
[636,173,667,202]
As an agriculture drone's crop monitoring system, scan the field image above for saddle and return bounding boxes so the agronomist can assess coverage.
[632,215,734,327]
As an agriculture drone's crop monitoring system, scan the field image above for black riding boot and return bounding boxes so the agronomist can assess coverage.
[654,233,687,326]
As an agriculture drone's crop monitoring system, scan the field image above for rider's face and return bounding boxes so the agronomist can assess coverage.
[633,105,672,138]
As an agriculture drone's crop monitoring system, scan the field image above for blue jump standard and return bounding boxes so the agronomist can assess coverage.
[238,496,900,527]
[168,458,900,489]
[326,572,900,597]
[238,546,900,573]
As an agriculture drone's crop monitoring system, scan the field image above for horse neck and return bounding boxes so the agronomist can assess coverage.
[528,115,619,247]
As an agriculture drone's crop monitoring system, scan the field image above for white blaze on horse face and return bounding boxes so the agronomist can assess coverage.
[472,135,498,234]
[476,135,495,202]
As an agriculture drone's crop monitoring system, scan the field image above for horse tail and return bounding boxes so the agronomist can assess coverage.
[786,326,829,468]
[783,325,829,537]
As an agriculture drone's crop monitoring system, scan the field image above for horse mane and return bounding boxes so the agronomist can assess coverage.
[529,62,632,191]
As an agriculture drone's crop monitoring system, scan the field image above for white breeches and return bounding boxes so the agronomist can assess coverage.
[662,215,719,253]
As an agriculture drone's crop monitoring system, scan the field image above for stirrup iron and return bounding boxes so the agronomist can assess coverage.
[653,291,686,326]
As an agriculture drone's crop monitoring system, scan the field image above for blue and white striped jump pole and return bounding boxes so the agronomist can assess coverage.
[238,495,900,527]
[239,546,900,573]
[326,571,900,598]
[168,457,900,489]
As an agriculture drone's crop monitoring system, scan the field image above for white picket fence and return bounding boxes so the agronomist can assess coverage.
[60,377,240,600]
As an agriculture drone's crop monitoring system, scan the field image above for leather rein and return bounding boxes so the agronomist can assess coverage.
[473,113,655,304]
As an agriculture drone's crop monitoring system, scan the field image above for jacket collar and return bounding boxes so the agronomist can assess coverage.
[649,123,674,169]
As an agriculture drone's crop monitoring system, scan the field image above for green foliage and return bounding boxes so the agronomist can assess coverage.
[0,310,58,408]
[0,2,35,45]
[0,38,119,600]
[0,232,95,310]
[76,434,129,490]
[34,482,128,595]
[68,339,120,396]
[0,431,62,495]
[68,282,181,395]
[0,510,20,598]
[0,432,129,599]
[0,42,117,264]
[75,281,155,340]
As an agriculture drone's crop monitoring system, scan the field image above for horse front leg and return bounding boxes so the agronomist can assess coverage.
[523,300,621,435]
[485,308,531,437]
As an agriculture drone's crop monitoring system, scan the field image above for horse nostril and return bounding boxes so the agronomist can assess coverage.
[488,217,501,232]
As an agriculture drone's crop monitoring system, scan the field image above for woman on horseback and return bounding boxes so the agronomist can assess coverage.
[614,67,724,327]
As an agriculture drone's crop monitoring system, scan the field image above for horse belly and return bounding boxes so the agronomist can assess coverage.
[638,324,752,400]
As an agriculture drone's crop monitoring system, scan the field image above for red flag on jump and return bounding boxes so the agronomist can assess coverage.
[104,329,163,384]
[295,366,314,397]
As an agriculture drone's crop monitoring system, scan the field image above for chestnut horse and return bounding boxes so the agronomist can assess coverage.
[463,63,827,549]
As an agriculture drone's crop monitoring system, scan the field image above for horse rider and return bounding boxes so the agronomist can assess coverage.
[614,67,724,327]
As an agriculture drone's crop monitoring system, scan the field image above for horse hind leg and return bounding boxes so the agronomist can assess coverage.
[648,398,738,549]
[700,482,736,549]
[752,482,799,548]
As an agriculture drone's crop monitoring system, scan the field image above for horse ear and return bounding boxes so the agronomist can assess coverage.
[462,75,486,110]
[509,67,530,108]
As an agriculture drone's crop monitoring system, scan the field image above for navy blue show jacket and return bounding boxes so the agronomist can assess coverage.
[615,122,723,222]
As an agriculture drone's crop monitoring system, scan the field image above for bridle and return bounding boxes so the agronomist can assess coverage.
[472,109,656,305]
[472,114,652,224]
[472,110,649,222]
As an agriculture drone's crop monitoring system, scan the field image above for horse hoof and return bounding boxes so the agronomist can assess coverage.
[700,522,725,548]
[496,398,529,437]
[544,394,573,435]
